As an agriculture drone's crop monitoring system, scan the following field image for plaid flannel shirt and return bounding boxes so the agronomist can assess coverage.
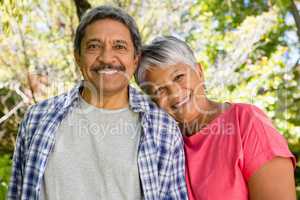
[7,83,188,200]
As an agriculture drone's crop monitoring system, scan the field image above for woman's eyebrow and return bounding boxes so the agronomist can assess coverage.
[170,69,180,77]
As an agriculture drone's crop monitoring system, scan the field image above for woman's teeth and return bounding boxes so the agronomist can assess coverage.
[173,96,190,109]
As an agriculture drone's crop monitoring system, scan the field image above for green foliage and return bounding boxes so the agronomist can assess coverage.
[192,0,269,31]
[187,1,300,197]
[0,87,27,155]
[0,154,12,199]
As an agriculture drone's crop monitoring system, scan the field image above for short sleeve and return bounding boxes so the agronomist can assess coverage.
[239,105,296,181]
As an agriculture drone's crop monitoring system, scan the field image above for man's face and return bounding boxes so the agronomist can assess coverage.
[75,19,138,97]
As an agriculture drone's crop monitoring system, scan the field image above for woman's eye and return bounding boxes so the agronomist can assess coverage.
[155,87,167,96]
[174,74,184,82]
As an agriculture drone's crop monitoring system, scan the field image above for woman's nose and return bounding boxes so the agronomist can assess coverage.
[168,84,182,100]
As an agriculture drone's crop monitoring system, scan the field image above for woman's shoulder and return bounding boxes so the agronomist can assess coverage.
[229,103,296,181]
[223,102,276,137]
[208,102,264,128]
[230,102,263,112]
[228,102,268,120]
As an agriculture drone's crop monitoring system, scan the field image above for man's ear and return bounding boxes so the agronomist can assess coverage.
[74,51,81,67]
[133,53,140,69]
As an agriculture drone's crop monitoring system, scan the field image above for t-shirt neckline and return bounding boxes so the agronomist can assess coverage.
[183,102,236,141]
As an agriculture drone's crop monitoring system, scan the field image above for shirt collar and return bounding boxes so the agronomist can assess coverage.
[62,81,82,109]
[62,81,152,113]
[128,85,151,113]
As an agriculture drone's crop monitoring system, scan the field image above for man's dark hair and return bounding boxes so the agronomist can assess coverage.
[74,5,141,56]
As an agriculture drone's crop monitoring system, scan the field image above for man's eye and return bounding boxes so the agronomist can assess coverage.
[87,44,100,49]
[114,44,126,50]
[174,74,184,82]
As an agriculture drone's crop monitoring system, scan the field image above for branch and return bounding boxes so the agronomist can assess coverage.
[289,0,300,42]
[73,0,92,21]
[15,22,37,104]
[0,54,13,68]
[14,83,30,103]
[0,101,25,124]
[0,82,30,124]
[293,58,300,69]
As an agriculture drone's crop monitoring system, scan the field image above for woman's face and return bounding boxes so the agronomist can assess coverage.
[143,63,205,123]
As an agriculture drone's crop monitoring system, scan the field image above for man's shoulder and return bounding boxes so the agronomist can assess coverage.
[130,89,179,142]
[146,101,176,124]
[29,92,69,113]
[25,89,75,123]
[137,93,182,150]
[17,91,72,148]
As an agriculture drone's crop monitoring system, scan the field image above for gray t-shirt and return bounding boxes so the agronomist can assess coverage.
[40,97,142,200]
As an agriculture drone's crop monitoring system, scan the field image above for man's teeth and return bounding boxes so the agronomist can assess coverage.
[96,69,119,75]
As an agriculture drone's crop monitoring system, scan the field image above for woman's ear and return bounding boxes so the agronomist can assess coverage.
[197,63,203,73]
[195,62,204,78]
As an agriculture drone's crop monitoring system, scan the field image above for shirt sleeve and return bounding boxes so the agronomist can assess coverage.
[7,108,30,199]
[164,122,189,200]
[239,105,296,181]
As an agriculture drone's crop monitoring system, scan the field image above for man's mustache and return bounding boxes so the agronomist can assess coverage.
[91,64,126,72]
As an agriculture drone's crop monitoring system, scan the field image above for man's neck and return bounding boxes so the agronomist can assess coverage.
[80,87,129,110]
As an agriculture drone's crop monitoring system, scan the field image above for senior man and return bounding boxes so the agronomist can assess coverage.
[7,5,188,200]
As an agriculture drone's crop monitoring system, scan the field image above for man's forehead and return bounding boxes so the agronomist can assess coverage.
[82,20,133,42]
[84,38,129,44]
[86,19,130,34]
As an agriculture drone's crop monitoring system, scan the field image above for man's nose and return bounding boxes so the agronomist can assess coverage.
[97,47,115,63]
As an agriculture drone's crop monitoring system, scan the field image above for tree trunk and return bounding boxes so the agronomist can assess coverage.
[73,0,92,21]
[290,0,300,42]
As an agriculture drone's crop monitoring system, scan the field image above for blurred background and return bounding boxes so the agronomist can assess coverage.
[0,0,299,199]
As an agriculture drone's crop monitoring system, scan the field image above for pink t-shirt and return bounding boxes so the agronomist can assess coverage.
[183,103,295,200]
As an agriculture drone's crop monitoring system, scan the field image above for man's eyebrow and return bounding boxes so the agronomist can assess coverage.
[114,40,128,45]
[85,38,102,44]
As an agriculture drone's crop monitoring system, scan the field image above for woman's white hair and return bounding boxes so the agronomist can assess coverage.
[136,36,197,85]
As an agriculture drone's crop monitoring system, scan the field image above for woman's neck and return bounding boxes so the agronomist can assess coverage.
[179,100,228,136]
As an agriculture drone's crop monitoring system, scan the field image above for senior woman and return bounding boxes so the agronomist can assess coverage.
[136,36,296,200]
